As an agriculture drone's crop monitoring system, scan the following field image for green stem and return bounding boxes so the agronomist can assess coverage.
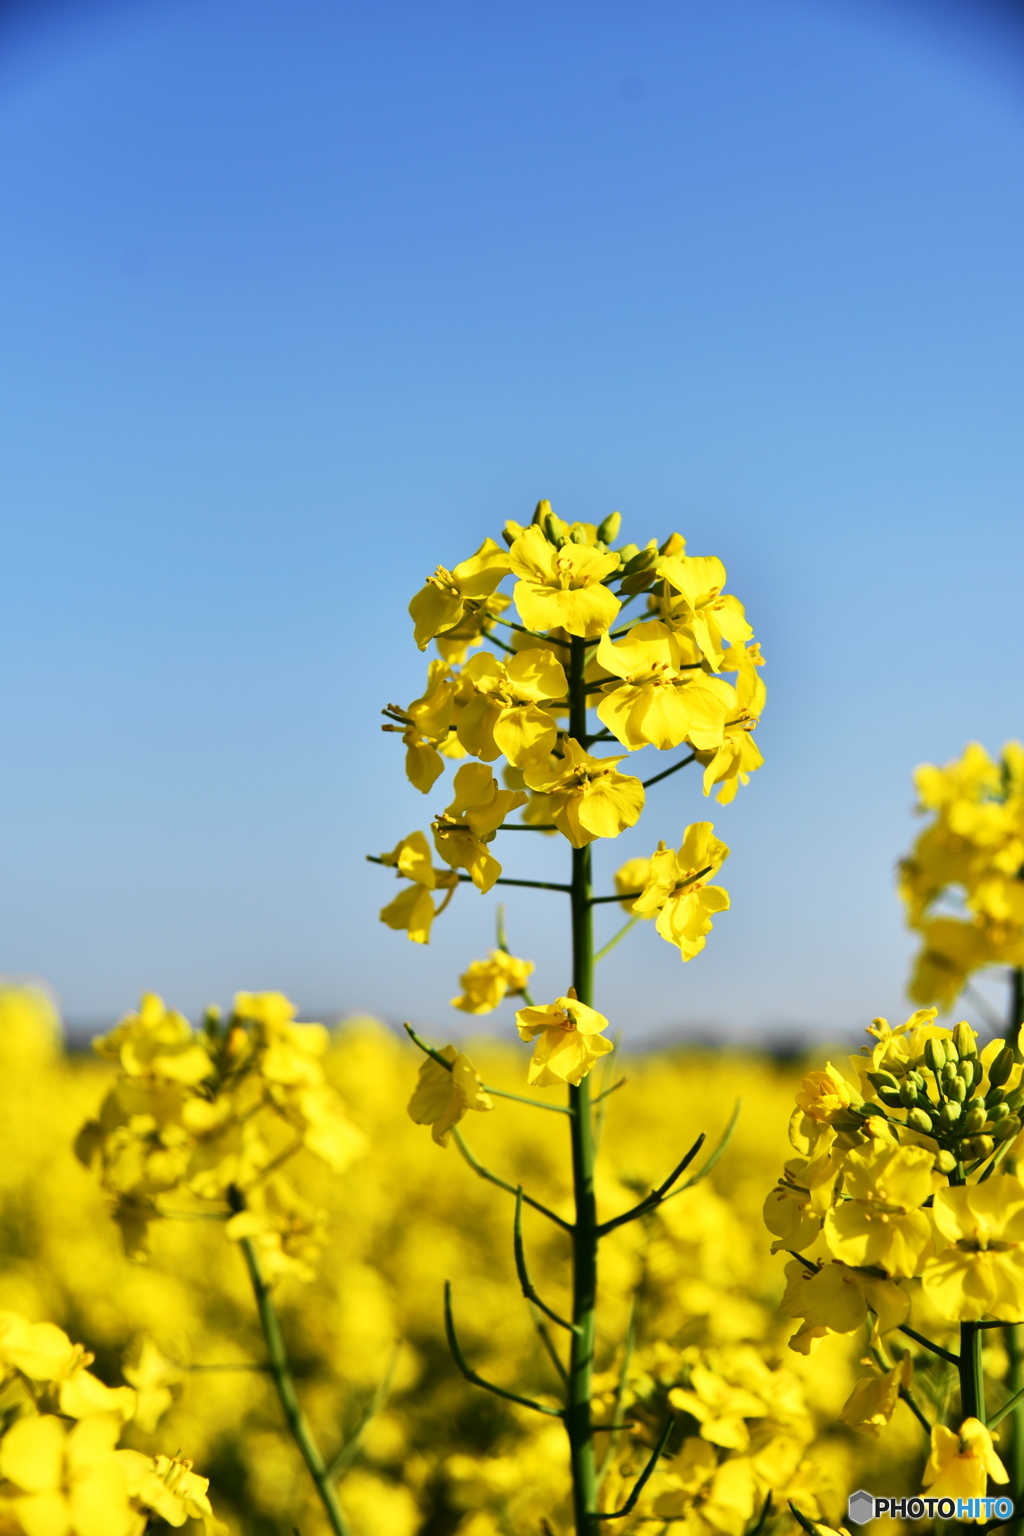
[960,1320,985,1423]
[567,635,599,1534]
[594,915,638,962]
[228,1190,351,1536]
[1009,967,1024,1048]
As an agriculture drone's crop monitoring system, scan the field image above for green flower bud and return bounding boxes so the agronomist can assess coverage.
[989,1102,1010,1122]
[907,1107,933,1134]
[950,1077,967,1103]
[941,1061,959,1088]
[989,1045,1016,1089]
[993,1117,1020,1142]
[986,1087,1007,1110]
[925,1039,947,1074]
[899,1079,920,1109]
[1006,1087,1024,1112]
[936,1149,957,1172]
[868,1071,901,1096]
[596,512,621,545]
[962,1105,987,1135]
[939,1101,962,1127]
[954,1022,978,1059]
[965,1134,995,1159]
[876,1086,903,1109]
[958,1059,976,1090]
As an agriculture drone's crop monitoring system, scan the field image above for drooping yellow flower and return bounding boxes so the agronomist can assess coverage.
[780,1258,909,1355]
[515,993,613,1087]
[839,1355,912,1437]
[762,1165,822,1254]
[523,739,644,847]
[509,524,621,638]
[407,1044,493,1145]
[921,1176,1024,1321]
[629,824,730,960]
[379,830,458,943]
[432,763,527,892]
[122,1339,185,1435]
[823,1143,935,1278]
[652,1436,757,1532]
[0,1314,136,1423]
[656,552,753,669]
[119,1451,220,1533]
[457,647,567,766]
[409,538,511,649]
[922,1418,1008,1500]
[451,951,534,1014]
[594,621,736,752]
[434,589,512,664]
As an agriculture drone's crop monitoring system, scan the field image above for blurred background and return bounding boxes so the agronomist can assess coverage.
[1,0,1022,1044]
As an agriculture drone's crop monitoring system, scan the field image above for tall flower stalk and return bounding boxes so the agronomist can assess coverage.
[375,501,766,1529]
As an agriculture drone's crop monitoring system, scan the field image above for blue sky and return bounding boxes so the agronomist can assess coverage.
[2,0,1023,1044]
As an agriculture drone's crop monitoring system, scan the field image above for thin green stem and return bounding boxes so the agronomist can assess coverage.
[594,1415,674,1520]
[568,634,600,1535]
[641,751,697,790]
[228,1188,351,1536]
[597,1135,705,1237]
[597,1297,636,1490]
[444,1281,564,1417]
[594,916,638,961]
[961,1321,985,1421]
[451,1128,573,1232]
[490,614,571,648]
[1009,966,1024,1049]
[514,1187,577,1332]
[403,1025,571,1115]
[326,1345,399,1479]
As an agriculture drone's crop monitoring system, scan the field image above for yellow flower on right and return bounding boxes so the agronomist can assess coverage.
[923,1418,1008,1500]
[625,823,730,960]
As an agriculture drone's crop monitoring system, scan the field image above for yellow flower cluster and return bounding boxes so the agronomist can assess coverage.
[0,1308,217,1535]
[765,1006,1024,1472]
[378,503,764,947]
[75,991,365,1273]
[899,740,1024,1008]
[0,981,913,1535]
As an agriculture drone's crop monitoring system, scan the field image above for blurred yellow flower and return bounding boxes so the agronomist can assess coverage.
[921,1176,1024,1321]
[407,1045,493,1146]
[630,823,730,960]
[450,951,534,1015]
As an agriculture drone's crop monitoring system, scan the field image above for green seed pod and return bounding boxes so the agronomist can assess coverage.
[954,1022,978,1059]
[596,512,621,545]
[989,1045,1016,1089]
[925,1038,947,1074]
[907,1107,933,1134]
[939,1101,962,1127]
[962,1104,987,1135]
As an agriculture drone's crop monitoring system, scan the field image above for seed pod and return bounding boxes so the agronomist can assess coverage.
[962,1105,987,1135]
[907,1107,933,1134]
[954,1022,978,1059]
[925,1039,947,1074]
[939,1101,962,1127]
[989,1045,1016,1089]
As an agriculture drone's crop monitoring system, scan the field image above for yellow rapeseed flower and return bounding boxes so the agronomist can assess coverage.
[432,763,527,892]
[823,1143,934,1278]
[655,552,753,670]
[408,538,511,650]
[629,824,730,960]
[921,1175,1024,1321]
[594,621,736,752]
[457,647,567,766]
[523,739,644,847]
[379,830,458,943]
[515,993,613,1087]
[407,1045,493,1145]
[450,951,534,1014]
[508,524,621,638]
[839,1355,912,1437]
[922,1418,1008,1500]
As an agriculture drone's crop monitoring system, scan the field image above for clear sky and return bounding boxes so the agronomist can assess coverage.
[2,0,1024,1045]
